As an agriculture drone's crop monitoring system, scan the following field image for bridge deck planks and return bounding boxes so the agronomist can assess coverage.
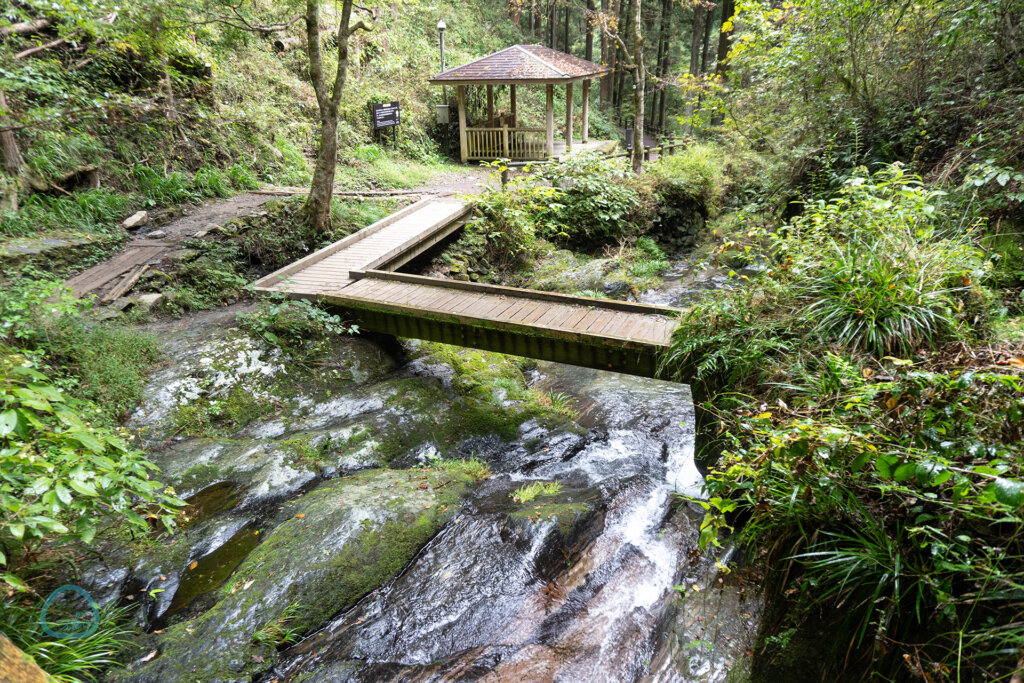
[253,198,682,375]
[334,275,676,346]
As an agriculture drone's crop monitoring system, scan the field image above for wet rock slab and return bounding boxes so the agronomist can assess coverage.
[114,469,474,682]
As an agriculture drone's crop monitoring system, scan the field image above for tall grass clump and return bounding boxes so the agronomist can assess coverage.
[662,164,990,390]
[0,190,135,237]
[0,277,159,422]
[0,601,136,682]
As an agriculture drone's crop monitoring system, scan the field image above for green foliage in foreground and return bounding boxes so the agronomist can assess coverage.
[664,164,1022,678]
[695,356,1024,679]
[662,165,989,391]
[0,348,185,592]
[0,277,160,422]
[0,600,135,683]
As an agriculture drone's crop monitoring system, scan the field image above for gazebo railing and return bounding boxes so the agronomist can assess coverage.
[467,126,547,161]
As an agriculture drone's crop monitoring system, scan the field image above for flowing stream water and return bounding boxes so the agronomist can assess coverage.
[89,264,759,682]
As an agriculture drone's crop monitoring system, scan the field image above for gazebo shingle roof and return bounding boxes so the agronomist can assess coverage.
[428,44,610,84]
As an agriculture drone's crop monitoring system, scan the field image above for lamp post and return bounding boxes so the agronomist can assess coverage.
[438,19,447,102]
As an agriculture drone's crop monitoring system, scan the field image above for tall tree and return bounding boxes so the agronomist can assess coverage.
[585,0,595,61]
[0,90,24,211]
[710,0,734,125]
[563,4,570,53]
[715,0,734,78]
[682,2,706,132]
[300,0,370,232]
[599,0,645,171]
[599,0,613,104]
[548,0,556,48]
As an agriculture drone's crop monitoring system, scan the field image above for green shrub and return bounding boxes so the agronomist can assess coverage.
[648,143,729,213]
[627,236,670,278]
[227,163,260,191]
[536,152,641,243]
[0,348,185,591]
[696,359,1024,679]
[238,293,358,353]
[0,190,135,237]
[131,165,198,205]
[0,278,159,421]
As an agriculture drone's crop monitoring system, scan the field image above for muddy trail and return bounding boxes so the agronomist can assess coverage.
[63,168,493,303]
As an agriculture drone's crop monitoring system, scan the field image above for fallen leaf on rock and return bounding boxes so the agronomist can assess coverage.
[295,513,305,519]
[189,561,198,570]
[140,650,158,664]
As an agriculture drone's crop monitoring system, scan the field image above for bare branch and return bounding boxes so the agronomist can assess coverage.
[0,18,53,40]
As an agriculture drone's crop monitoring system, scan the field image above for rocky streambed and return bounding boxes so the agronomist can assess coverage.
[77,274,758,682]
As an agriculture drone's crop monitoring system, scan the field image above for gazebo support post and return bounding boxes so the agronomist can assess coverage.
[545,84,555,158]
[581,79,590,143]
[457,85,468,163]
[510,85,517,128]
[565,82,574,153]
[486,85,494,125]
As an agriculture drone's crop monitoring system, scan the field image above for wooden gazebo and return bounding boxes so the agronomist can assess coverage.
[428,45,610,163]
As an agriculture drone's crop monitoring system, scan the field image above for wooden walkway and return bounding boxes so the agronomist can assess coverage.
[254,198,680,377]
[64,241,169,301]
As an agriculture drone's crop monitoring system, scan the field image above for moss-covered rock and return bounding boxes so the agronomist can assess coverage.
[113,468,475,682]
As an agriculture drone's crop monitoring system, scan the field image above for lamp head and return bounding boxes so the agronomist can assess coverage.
[437,19,447,31]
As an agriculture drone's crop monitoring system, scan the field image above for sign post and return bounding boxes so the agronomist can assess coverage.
[370,101,401,148]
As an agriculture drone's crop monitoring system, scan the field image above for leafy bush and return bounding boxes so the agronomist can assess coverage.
[696,357,1024,679]
[648,143,729,214]
[227,163,260,191]
[238,294,358,353]
[0,190,135,237]
[193,165,233,198]
[131,165,198,206]
[627,236,670,278]
[0,348,184,591]
[536,152,641,244]
[466,175,548,268]
[0,278,159,422]
[663,165,991,389]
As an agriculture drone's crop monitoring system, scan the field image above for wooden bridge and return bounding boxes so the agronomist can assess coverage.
[252,198,680,378]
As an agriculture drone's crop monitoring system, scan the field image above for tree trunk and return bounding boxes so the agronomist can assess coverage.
[510,0,522,26]
[715,0,734,78]
[615,0,633,110]
[711,0,734,125]
[305,115,338,231]
[701,3,715,74]
[563,5,570,53]
[630,0,645,173]
[1,89,25,211]
[301,0,360,232]
[600,0,612,105]
[0,18,53,39]
[585,0,594,61]
[548,1,556,48]
[656,0,672,130]
[649,0,668,130]
[682,5,705,132]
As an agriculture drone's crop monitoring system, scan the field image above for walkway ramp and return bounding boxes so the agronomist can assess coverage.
[254,198,680,378]
[256,198,471,293]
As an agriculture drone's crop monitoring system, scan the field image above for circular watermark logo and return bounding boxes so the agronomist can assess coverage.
[39,585,100,640]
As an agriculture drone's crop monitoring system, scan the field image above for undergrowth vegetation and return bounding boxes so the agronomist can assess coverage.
[664,0,1024,669]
